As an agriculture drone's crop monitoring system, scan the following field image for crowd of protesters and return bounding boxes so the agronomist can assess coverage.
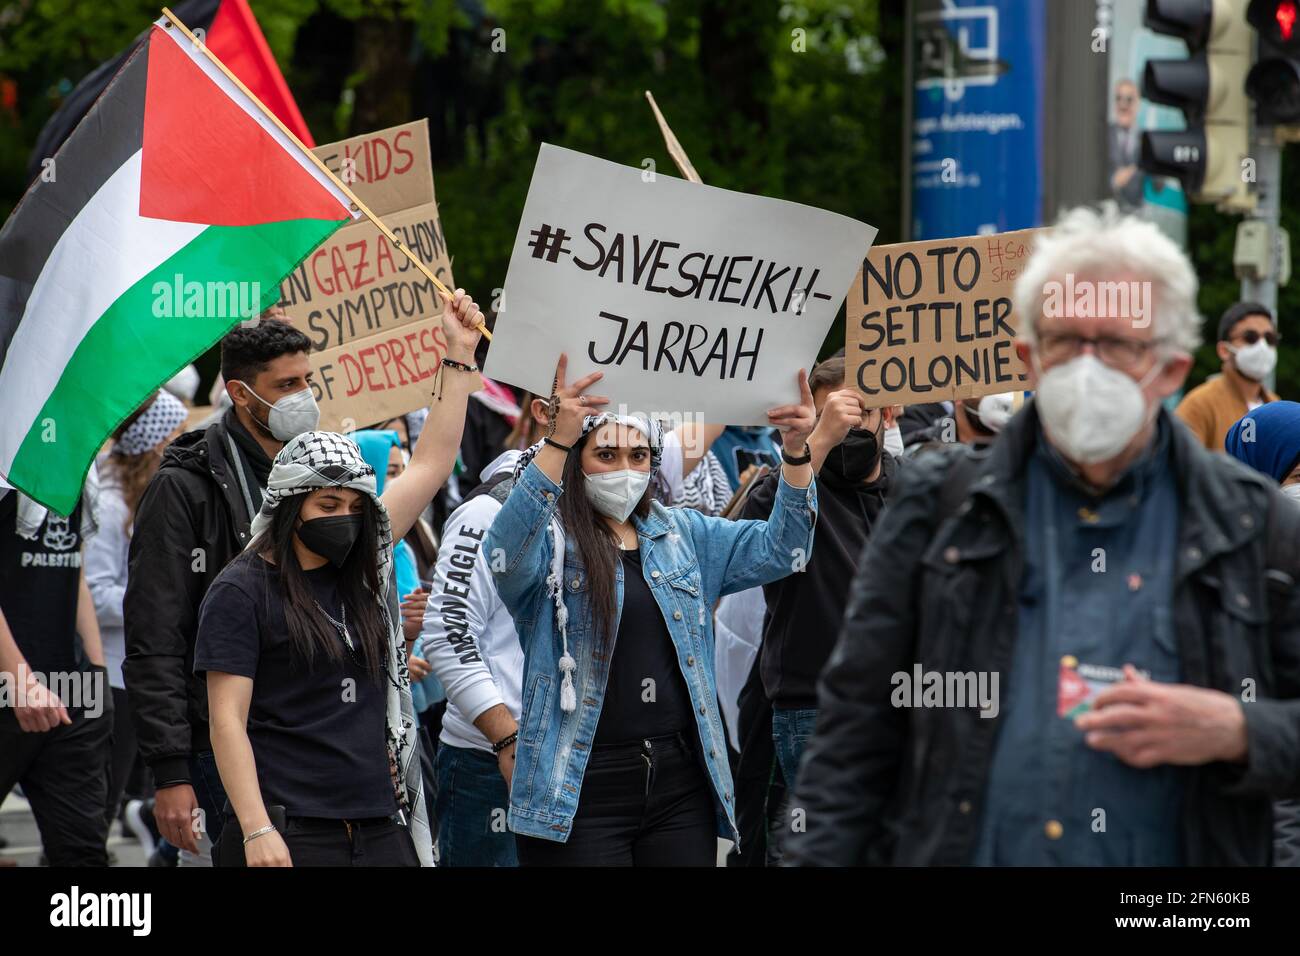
[3,203,1300,867]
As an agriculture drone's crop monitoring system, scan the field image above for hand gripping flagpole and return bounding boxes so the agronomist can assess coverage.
[159,7,491,341]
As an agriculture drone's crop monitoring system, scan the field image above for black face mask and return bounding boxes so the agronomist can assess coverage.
[823,425,882,484]
[296,514,363,568]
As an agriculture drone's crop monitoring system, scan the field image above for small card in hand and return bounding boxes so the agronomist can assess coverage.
[1057,656,1149,719]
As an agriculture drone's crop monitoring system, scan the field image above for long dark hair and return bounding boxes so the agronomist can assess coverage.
[559,429,653,641]
[246,491,388,682]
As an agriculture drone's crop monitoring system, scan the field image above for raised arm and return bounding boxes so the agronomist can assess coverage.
[685,369,819,597]
[381,289,484,542]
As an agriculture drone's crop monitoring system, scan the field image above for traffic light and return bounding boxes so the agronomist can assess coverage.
[1139,0,1254,210]
[1246,0,1300,126]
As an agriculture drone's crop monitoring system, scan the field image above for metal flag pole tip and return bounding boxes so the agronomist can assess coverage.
[156,6,491,341]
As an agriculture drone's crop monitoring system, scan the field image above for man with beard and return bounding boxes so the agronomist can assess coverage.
[1176,302,1279,452]
[125,316,319,863]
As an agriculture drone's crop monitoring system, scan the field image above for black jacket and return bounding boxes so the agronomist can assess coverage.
[743,454,896,708]
[123,413,263,787]
[784,403,1300,866]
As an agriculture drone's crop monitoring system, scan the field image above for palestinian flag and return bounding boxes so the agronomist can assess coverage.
[0,17,356,514]
[27,0,315,183]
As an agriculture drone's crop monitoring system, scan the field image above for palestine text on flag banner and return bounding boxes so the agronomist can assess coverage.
[0,18,357,515]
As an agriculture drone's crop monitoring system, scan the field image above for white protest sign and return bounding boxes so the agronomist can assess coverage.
[485,144,876,424]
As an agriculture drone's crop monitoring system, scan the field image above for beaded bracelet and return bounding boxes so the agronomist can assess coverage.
[492,730,519,754]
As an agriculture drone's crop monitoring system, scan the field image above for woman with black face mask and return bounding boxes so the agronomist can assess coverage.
[194,290,484,867]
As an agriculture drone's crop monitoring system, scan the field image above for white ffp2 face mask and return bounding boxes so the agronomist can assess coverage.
[234,381,321,441]
[1033,353,1163,466]
[1281,483,1300,504]
[1231,340,1277,382]
[975,392,1015,433]
[583,468,651,523]
[883,424,904,458]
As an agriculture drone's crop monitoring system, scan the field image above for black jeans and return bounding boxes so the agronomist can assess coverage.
[280,816,421,867]
[0,702,112,866]
[515,731,716,867]
[105,686,139,828]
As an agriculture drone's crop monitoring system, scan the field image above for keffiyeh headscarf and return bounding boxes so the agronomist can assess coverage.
[114,390,188,456]
[513,413,664,713]
[248,431,432,866]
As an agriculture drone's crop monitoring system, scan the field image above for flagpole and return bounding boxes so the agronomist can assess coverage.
[644,90,702,185]
[159,7,491,341]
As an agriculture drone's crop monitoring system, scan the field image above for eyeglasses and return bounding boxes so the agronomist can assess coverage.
[1231,329,1280,347]
[1038,332,1164,370]
[1115,95,1136,106]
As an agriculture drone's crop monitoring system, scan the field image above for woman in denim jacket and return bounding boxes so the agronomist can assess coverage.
[485,355,818,865]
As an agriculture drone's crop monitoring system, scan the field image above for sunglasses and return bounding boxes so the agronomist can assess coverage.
[1232,329,1280,347]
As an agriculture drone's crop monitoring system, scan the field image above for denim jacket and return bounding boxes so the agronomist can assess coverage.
[486,460,817,844]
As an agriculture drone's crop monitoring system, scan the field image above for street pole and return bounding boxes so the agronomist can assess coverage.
[1239,129,1285,394]
[1240,129,1283,317]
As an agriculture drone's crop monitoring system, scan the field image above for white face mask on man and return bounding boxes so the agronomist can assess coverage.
[1033,352,1164,466]
[583,468,651,523]
[1281,483,1300,504]
[233,381,321,441]
[1230,339,1278,382]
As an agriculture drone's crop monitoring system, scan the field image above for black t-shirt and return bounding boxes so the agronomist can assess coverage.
[0,493,86,676]
[593,549,695,746]
[193,554,396,819]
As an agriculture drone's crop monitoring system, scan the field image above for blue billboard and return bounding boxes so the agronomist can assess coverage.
[911,0,1046,239]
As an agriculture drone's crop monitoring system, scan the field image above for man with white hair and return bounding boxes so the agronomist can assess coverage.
[784,205,1300,867]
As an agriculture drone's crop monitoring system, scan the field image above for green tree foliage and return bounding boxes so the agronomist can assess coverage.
[3,1,1288,395]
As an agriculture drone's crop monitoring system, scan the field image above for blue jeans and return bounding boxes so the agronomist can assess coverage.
[432,744,517,867]
[771,707,818,790]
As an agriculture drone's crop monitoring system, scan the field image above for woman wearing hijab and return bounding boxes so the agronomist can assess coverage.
[86,390,189,850]
[484,354,818,866]
[195,290,483,867]
[1225,401,1300,501]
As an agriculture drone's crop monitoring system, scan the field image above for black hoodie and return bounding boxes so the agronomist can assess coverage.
[742,453,897,708]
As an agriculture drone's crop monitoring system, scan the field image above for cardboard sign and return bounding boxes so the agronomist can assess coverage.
[281,202,453,353]
[311,119,433,216]
[847,229,1041,408]
[307,314,480,432]
[486,144,876,424]
[278,120,458,430]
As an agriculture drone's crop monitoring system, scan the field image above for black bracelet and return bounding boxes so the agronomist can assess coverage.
[441,356,479,373]
[781,442,812,466]
[543,437,573,453]
[491,730,518,754]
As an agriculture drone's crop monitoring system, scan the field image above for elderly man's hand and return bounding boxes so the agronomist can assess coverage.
[1075,665,1248,768]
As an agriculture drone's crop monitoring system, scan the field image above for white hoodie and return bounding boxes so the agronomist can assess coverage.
[420,451,526,753]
